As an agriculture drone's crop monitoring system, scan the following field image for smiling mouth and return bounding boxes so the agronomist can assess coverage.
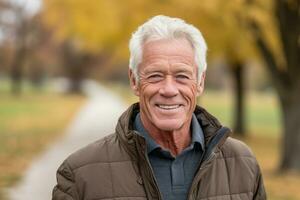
[156,104,182,110]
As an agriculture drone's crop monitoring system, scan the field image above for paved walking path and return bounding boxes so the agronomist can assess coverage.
[8,80,127,200]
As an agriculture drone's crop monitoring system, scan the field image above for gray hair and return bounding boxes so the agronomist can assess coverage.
[129,15,207,82]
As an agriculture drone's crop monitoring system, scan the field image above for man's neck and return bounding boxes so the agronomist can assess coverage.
[140,116,192,156]
[152,129,191,156]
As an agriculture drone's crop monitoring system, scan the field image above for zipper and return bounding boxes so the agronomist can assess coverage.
[187,127,230,200]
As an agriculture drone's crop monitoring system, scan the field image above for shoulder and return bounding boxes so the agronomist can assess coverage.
[216,136,263,179]
[220,137,256,159]
[63,133,131,171]
[218,137,261,172]
[216,137,265,196]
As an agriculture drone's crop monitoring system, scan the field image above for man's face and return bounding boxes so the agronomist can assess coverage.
[130,38,205,132]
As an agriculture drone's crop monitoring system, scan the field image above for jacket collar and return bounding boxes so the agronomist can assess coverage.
[133,112,205,154]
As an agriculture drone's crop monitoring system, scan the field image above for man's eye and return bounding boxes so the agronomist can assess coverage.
[176,74,190,79]
[147,74,163,82]
[149,74,162,78]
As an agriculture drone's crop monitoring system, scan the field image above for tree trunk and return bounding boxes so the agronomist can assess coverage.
[66,63,85,94]
[61,41,88,94]
[232,62,246,136]
[68,76,83,94]
[11,64,22,95]
[10,44,26,95]
[275,0,300,170]
[10,16,28,96]
[279,88,300,170]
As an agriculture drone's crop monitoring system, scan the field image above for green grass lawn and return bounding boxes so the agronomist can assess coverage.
[0,85,86,198]
[200,90,281,136]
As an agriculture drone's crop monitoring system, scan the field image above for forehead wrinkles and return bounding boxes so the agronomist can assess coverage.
[142,38,195,61]
[143,51,195,62]
[167,56,195,67]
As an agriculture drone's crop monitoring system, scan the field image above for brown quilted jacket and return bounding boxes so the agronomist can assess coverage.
[52,103,266,200]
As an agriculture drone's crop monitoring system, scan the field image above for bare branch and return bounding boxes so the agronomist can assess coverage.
[248,20,291,92]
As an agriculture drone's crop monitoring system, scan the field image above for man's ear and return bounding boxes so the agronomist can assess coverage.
[129,69,140,96]
[197,71,206,96]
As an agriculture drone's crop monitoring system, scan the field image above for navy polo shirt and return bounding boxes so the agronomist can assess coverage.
[134,113,205,200]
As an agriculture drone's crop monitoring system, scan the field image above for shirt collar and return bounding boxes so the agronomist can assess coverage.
[133,113,160,153]
[191,113,205,150]
[133,113,205,154]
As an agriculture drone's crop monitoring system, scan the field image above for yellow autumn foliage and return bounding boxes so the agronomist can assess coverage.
[41,0,282,67]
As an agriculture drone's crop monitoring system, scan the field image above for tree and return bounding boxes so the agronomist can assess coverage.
[230,60,246,135]
[41,0,124,92]
[0,0,36,95]
[10,13,28,95]
[59,39,98,93]
[248,0,300,170]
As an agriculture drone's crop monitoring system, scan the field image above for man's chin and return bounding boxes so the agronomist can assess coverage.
[154,120,183,132]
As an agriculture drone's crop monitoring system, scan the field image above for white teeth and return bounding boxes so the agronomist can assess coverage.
[157,104,180,110]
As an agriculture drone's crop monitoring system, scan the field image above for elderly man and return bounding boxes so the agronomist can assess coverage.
[52,15,266,200]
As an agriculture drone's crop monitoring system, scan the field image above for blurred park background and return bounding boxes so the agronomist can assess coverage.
[0,0,299,199]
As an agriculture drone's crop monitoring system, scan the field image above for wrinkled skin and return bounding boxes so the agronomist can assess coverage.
[129,38,205,155]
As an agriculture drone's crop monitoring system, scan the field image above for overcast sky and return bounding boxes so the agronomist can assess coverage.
[12,0,42,16]
[0,0,42,42]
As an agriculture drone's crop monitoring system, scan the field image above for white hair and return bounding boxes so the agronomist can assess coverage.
[129,15,207,82]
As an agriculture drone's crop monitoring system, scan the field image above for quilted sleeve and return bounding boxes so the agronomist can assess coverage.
[52,160,80,200]
[253,165,267,200]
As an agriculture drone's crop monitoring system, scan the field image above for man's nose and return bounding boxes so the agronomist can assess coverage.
[159,76,179,97]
